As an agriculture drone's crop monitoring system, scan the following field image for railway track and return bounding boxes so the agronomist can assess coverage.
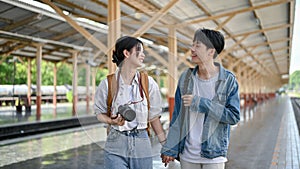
[291,97,300,134]
[0,115,99,141]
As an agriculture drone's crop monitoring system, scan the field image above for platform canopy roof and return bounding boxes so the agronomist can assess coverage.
[0,0,295,86]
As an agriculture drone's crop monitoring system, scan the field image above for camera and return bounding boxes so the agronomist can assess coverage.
[117,105,136,122]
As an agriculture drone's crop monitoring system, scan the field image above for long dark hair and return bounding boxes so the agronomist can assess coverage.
[112,36,143,67]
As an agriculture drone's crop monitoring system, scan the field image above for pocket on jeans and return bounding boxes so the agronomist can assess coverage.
[135,132,152,158]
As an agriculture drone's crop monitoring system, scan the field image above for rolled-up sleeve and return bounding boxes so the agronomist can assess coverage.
[94,79,108,115]
[148,76,162,120]
[148,77,163,120]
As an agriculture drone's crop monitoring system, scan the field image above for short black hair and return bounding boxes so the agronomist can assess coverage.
[193,28,225,58]
[112,36,143,67]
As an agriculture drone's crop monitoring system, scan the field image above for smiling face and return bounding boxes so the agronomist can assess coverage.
[125,43,145,68]
[190,41,214,65]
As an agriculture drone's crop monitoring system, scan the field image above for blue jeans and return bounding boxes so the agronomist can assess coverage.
[104,128,153,169]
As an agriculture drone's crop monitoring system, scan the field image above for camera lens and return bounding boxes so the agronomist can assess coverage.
[118,105,136,121]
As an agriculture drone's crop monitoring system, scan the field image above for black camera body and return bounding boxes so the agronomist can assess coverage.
[118,105,136,122]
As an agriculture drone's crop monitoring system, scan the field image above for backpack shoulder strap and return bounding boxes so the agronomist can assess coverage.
[140,71,152,136]
[140,71,150,110]
[107,73,117,117]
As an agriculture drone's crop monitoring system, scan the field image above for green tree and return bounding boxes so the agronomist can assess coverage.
[78,66,86,86]
[0,57,15,84]
[95,68,108,85]
[15,61,27,84]
[31,60,55,85]
[289,70,300,91]
[0,56,27,84]
[56,62,72,85]
[1,55,109,87]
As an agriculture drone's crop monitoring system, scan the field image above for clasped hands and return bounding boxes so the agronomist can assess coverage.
[161,154,175,167]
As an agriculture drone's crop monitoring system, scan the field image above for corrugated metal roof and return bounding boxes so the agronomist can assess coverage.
[0,0,295,87]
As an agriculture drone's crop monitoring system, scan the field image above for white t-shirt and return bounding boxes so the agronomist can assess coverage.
[180,72,227,164]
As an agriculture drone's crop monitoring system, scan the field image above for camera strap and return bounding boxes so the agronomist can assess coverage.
[108,71,148,114]
[126,72,144,105]
[106,71,151,135]
[113,71,145,106]
[112,71,121,106]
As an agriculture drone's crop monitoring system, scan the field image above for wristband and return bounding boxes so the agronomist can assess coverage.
[160,139,166,143]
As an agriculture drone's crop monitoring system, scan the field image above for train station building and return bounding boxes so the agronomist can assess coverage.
[0,0,299,168]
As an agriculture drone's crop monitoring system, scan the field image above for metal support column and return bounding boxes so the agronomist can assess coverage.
[71,51,78,116]
[36,44,42,120]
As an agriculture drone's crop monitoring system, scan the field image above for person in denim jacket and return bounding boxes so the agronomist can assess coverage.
[161,28,240,169]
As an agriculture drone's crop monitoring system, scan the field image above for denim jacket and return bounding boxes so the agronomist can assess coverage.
[161,62,240,159]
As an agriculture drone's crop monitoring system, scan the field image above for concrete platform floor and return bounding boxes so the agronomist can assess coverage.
[0,96,299,169]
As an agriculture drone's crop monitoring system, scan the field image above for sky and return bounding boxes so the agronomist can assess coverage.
[290,0,300,74]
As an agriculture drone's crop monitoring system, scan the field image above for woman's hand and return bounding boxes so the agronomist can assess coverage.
[110,114,125,126]
[182,94,193,106]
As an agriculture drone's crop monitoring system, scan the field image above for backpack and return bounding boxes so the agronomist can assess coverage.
[106,71,151,135]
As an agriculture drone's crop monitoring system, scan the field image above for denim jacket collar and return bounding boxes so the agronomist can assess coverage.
[192,62,226,81]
